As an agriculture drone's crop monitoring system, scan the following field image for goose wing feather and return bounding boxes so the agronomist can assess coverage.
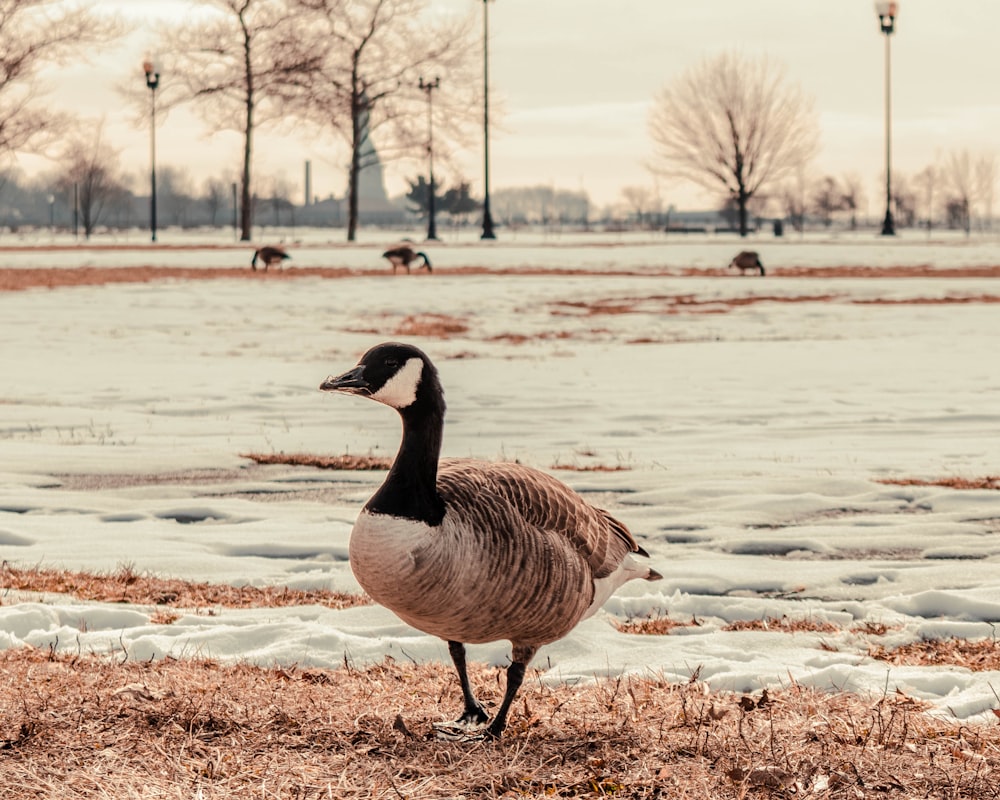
[436,459,639,579]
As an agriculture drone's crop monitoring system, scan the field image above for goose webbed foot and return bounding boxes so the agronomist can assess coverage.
[431,702,490,739]
[432,718,487,741]
[457,704,489,726]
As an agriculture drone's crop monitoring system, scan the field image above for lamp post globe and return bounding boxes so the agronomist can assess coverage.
[875,2,898,236]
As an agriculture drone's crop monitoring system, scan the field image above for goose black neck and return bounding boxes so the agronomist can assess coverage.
[365,397,446,526]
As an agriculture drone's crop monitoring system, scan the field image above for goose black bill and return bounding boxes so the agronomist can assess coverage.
[320,366,369,394]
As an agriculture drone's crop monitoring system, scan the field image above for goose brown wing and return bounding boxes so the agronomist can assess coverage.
[437,459,639,579]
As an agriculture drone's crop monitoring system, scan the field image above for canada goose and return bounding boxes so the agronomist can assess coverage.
[320,342,662,739]
[729,250,765,276]
[382,245,432,274]
[251,245,290,271]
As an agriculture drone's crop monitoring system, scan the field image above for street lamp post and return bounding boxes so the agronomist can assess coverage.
[143,60,160,243]
[419,76,441,241]
[875,2,898,236]
[480,0,496,239]
[47,194,55,233]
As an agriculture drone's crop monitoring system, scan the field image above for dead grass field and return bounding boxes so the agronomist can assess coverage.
[1,646,998,800]
[1,567,998,798]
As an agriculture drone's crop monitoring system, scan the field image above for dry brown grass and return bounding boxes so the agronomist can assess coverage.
[393,312,470,338]
[0,648,997,799]
[550,462,631,472]
[722,616,840,635]
[0,562,369,611]
[241,451,392,470]
[877,475,1000,491]
[614,612,699,635]
[869,637,1000,672]
[0,266,369,292]
[5,263,1000,295]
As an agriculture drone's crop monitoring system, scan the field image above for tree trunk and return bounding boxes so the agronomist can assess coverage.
[240,22,254,243]
[737,189,749,237]
[240,125,253,241]
[347,105,361,242]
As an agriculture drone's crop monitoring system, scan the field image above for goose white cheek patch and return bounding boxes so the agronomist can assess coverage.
[372,357,423,408]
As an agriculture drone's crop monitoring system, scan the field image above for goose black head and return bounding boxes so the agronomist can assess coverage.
[320,342,444,413]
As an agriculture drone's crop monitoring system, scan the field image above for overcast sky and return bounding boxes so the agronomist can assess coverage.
[19,0,1000,212]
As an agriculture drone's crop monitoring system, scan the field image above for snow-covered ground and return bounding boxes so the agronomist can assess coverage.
[1,230,999,724]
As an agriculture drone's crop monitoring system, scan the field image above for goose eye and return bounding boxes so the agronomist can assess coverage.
[385,358,400,369]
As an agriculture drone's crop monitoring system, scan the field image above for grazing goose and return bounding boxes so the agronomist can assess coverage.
[251,245,290,271]
[320,342,662,739]
[382,245,432,274]
[728,250,765,276]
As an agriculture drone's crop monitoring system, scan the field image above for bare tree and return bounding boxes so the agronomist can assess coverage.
[811,176,842,228]
[202,177,229,227]
[156,0,322,241]
[914,164,939,234]
[975,152,996,231]
[0,1,122,158]
[891,173,917,229]
[291,0,477,241]
[158,166,195,227]
[780,167,810,234]
[648,51,819,237]
[261,173,293,227]
[839,173,865,231]
[620,185,657,229]
[942,150,976,235]
[56,122,126,239]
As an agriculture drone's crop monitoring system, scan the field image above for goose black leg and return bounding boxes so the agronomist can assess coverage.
[447,640,488,726]
[483,643,537,740]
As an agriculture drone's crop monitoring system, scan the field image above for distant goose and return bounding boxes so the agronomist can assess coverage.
[320,342,662,739]
[729,250,765,276]
[251,245,290,271]
[382,245,432,274]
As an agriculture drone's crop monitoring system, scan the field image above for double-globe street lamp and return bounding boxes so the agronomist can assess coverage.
[480,0,496,240]
[419,76,441,242]
[143,60,160,243]
[875,2,898,236]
